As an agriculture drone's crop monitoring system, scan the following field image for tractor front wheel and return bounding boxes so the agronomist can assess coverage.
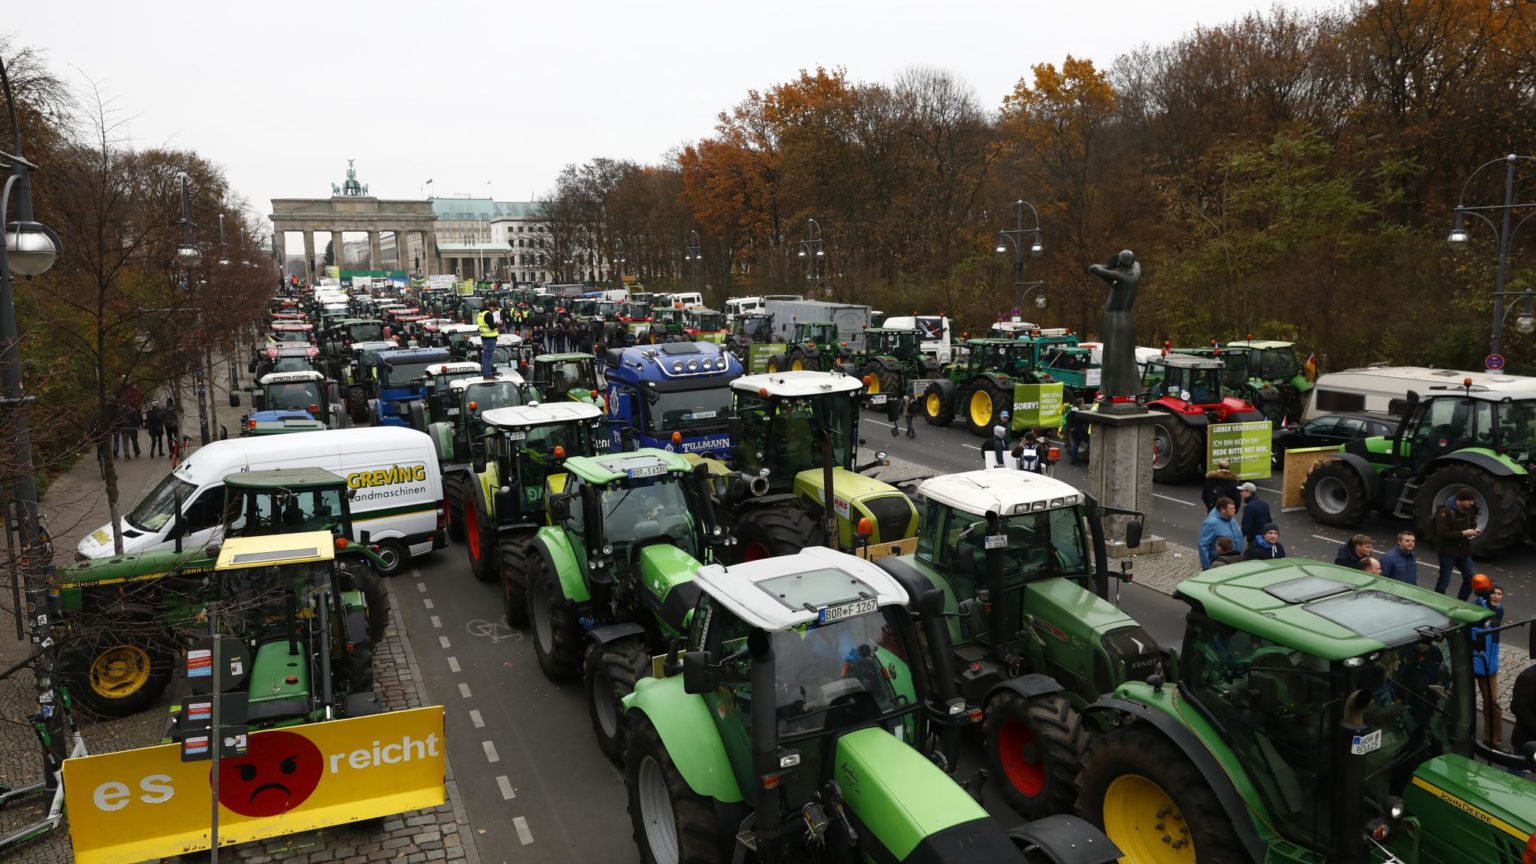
[965,380,1008,438]
[586,636,652,764]
[984,690,1087,820]
[338,560,390,643]
[789,348,817,372]
[498,535,535,626]
[1149,413,1203,484]
[60,628,175,719]
[464,487,497,583]
[1302,459,1371,527]
[731,506,819,563]
[924,381,955,427]
[528,553,582,681]
[1415,464,1527,557]
[626,715,721,864]
[1077,725,1243,864]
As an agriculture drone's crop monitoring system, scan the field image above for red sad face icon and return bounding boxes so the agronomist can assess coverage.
[215,730,324,817]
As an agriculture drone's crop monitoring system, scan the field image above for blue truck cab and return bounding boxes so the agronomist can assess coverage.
[603,342,743,457]
[369,346,455,427]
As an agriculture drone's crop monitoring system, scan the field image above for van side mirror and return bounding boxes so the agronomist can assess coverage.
[682,651,714,694]
[470,443,487,474]
[1125,520,1143,550]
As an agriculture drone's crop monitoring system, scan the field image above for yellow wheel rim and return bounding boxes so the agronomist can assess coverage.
[767,358,779,373]
[926,393,941,417]
[89,644,152,699]
[868,375,881,395]
[791,357,805,371]
[969,389,993,427]
[1101,774,1196,864]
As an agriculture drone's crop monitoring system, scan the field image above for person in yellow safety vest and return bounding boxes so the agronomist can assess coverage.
[479,298,501,378]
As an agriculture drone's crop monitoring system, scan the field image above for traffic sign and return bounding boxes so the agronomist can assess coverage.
[1486,353,1505,371]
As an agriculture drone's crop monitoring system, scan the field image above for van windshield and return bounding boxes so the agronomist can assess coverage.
[127,473,198,532]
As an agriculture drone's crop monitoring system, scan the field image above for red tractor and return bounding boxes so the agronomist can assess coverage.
[1141,352,1265,483]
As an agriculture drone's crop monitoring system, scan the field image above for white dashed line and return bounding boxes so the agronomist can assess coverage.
[430,615,442,629]
[497,775,516,800]
[470,709,484,728]
[1312,534,1343,544]
[448,656,461,673]
[439,635,452,649]
[459,682,472,698]
[416,582,427,593]
[483,740,500,763]
[1153,493,1198,507]
[514,816,534,845]
[423,598,435,610]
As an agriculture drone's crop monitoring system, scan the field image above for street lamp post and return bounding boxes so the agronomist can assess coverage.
[796,218,825,299]
[613,238,626,289]
[1448,154,1536,365]
[994,199,1045,311]
[176,173,209,444]
[684,230,702,298]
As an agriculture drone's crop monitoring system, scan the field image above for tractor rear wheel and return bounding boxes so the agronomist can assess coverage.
[924,381,955,427]
[625,714,721,864]
[1149,413,1202,484]
[347,387,369,424]
[586,636,652,764]
[789,348,817,371]
[861,363,900,413]
[1077,725,1244,864]
[444,473,466,542]
[1302,459,1371,527]
[984,690,1087,820]
[464,487,497,583]
[731,506,818,563]
[498,535,534,627]
[965,380,1007,438]
[60,627,175,719]
[528,552,582,681]
[1414,463,1527,557]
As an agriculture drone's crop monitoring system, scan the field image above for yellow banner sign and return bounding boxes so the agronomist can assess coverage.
[65,706,445,864]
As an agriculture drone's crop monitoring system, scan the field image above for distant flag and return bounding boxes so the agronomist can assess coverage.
[1305,353,1318,382]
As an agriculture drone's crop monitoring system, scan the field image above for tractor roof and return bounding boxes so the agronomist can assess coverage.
[245,412,326,433]
[1177,561,1488,660]
[378,347,454,362]
[259,371,326,385]
[564,448,692,484]
[429,362,484,376]
[964,338,1024,346]
[535,352,594,363]
[352,340,398,352]
[694,546,908,632]
[226,467,346,490]
[1226,340,1294,350]
[918,470,1083,517]
[731,370,862,398]
[449,373,525,392]
[273,346,317,358]
[481,401,602,429]
[1149,353,1224,369]
[216,531,335,571]
[468,334,524,346]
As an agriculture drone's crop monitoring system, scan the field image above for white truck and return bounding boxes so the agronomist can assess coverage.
[881,314,954,364]
[762,298,872,353]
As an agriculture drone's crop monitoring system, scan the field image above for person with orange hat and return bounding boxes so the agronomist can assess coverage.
[1470,575,1505,748]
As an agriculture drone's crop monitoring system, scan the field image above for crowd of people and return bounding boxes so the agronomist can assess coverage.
[107,397,182,462]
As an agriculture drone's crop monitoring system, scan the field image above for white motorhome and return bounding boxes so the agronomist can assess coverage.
[880,315,954,363]
[724,296,764,319]
[1304,366,1536,421]
[76,427,445,573]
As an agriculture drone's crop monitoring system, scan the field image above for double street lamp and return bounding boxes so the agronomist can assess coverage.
[995,199,1045,310]
[684,230,702,296]
[176,172,210,445]
[1448,154,1536,362]
[797,218,825,298]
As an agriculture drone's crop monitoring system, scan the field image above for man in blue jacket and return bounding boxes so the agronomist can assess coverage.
[1379,531,1418,585]
[1237,482,1271,548]
[1198,497,1242,569]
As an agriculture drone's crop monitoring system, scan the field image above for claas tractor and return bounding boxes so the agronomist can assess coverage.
[1076,559,1536,864]
[238,370,343,431]
[529,352,604,408]
[922,338,1032,437]
[621,546,1121,864]
[1140,352,1265,483]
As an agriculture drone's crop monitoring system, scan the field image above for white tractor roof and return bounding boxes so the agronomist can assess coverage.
[258,371,326,385]
[731,370,862,398]
[918,470,1084,517]
[481,401,602,429]
[431,362,484,375]
[469,334,524,346]
[449,373,525,392]
[693,546,908,632]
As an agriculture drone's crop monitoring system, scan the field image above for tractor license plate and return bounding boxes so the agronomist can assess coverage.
[508,431,527,441]
[689,410,717,420]
[870,394,887,404]
[627,463,667,479]
[1350,729,1382,755]
[984,534,1008,550]
[818,597,878,624]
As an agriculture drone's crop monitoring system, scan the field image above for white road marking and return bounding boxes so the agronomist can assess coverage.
[459,682,472,698]
[470,709,485,728]
[1153,493,1198,507]
[439,635,452,649]
[1311,534,1343,544]
[496,775,516,800]
[423,598,435,610]
[416,582,427,593]
[514,816,534,845]
[430,615,442,629]
[867,419,895,428]
[448,656,461,673]
[1256,486,1282,495]
[482,740,500,763]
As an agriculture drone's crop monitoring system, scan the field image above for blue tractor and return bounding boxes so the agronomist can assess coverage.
[603,342,742,457]
[367,346,455,427]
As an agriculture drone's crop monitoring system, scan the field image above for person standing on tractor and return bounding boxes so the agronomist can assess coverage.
[478,298,502,379]
[1434,489,1482,599]
[1470,576,1504,749]
[1380,530,1419,585]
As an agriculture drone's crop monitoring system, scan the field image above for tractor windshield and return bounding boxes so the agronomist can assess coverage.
[740,316,773,341]
[225,486,345,537]
[1153,365,1223,404]
[266,381,323,412]
[937,505,1093,640]
[380,361,438,388]
[770,607,916,740]
[600,478,697,560]
[273,331,310,344]
[348,322,384,342]
[798,323,837,344]
[543,358,595,394]
[690,312,724,332]
[736,392,856,479]
[621,302,650,320]
[1495,400,1536,452]
[646,386,732,433]
[597,301,621,318]
[464,381,526,413]
[1258,348,1298,379]
[271,357,315,374]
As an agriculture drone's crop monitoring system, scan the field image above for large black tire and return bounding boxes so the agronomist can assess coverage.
[964,379,1009,438]
[984,690,1088,821]
[766,353,785,374]
[347,386,370,424]
[340,645,375,694]
[444,473,466,543]
[789,348,818,372]
[730,506,818,563]
[338,560,389,643]
[1302,459,1372,528]
[923,380,955,427]
[625,714,723,864]
[528,552,582,681]
[586,636,652,764]
[373,539,409,577]
[498,535,534,627]
[1414,463,1527,557]
[1149,412,1203,484]
[1076,724,1245,863]
[464,487,496,583]
[408,400,427,432]
[861,362,900,413]
[59,628,176,719]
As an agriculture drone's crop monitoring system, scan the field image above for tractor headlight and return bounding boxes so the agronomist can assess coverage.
[1386,796,1405,821]
[602,543,614,556]
[1180,390,1191,401]
[687,360,699,372]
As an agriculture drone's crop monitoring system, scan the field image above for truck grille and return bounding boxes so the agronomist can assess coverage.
[862,495,914,544]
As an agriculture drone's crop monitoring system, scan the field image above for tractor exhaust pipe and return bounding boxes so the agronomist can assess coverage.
[985,511,1007,660]
[748,473,770,497]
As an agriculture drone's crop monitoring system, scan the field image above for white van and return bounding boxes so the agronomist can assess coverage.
[77,427,445,573]
[1304,366,1536,421]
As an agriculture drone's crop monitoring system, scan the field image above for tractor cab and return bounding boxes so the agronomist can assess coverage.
[246,370,339,428]
[531,353,601,405]
[556,450,711,587]
[477,402,608,526]
[443,376,533,444]
[418,361,488,423]
[1387,386,1536,475]
[1141,353,1229,408]
[1223,340,1310,422]
[965,338,1030,377]
[729,372,864,493]
[619,300,652,323]
[683,307,728,342]
[865,327,921,360]
[371,347,455,427]
[733,311,775,344]
[220,468,354,540]
[792,320,839,352]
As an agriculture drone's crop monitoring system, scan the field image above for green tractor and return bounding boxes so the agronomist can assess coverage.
[874,469,1158,820]
[621,546,1121,864]
[1224,339,1312,424]
[922,338,1031,437]
[646,307,687,343]
[1075,559,1536,864]
[1302,382,1536,556]
[853,327,937,411]
[727,312,783,373]
[460,402,607,614]
[769,320,843,372]
[422,373,536,541]
[54,469,389,718]
[517,448,727,759]
[711,370,916,560]
[529,352,604,407]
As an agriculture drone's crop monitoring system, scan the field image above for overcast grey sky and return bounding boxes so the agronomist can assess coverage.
[11,0,1345,221]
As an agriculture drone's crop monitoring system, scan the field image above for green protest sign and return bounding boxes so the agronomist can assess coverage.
[1011,383,1064,430]
[1207,420,1273,480]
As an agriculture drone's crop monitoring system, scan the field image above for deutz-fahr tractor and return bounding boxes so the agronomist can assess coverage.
[1075,559,1536,864]
[922,338,1032,437]
[520,449,729,760]
[461,402,606,614]
[529,352,604,408]
[1302,381,1536,556]
[621,546,1121,864]
[711,371,915,560]
[54,469,389,717]
[1140,352,1266,483]
[769,320,843,372]
[875,469,1158,820]
[423,374,534,540]
[853,327,937,411]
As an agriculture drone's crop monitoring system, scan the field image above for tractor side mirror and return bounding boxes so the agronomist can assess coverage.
[1124,520,1143,550]
[917,588,945,619]
[682,651,714,695]
[469,442,487,474]
[549,492,574,523]
[228,392,241,408]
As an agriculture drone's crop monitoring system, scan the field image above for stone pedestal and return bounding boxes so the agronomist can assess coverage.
[1085,408,1161,553]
